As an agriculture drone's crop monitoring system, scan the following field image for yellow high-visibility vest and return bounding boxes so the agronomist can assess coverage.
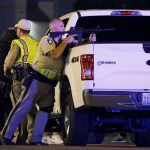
[12,36,38,65]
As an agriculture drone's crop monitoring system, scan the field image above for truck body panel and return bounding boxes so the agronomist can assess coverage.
[51,10,150,146]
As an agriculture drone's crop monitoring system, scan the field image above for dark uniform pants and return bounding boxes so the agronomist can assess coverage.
[10,80,37,144]
[2,79,55,143]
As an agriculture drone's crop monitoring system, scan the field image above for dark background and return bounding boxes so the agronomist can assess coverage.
[1,0,150,40]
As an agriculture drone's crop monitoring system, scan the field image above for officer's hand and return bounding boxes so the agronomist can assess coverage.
[89,33,96,42]
[63,35,76,44]
[4,70,12,78]
[72,39,78,44]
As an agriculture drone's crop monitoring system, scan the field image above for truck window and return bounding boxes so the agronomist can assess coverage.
[76,16,150,43]
[62,18,69,27]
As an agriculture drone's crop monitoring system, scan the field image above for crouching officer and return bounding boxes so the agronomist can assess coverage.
[3,19,38,144]
[1,18,76,145]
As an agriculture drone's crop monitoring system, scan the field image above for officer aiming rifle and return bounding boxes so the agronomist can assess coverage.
[47,25,115,43]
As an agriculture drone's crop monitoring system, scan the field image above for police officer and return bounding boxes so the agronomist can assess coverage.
[1,18,76,145]
[3,19,38,144]
[0,27,17,132]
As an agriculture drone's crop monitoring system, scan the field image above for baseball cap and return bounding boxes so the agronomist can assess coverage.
[15,19,31,30]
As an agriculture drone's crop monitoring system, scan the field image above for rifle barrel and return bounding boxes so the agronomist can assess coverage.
[48,26,115,37]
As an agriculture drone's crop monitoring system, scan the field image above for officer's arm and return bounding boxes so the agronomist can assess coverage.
[48,41,68,59]
[42,36,68,59]
[48,36,75,59]
[4,43,20,72]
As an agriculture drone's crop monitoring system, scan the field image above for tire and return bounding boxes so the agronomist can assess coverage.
[61,87,91,146]
[133,131,150,147]
[131,119,150,147]
[88,131,105,144]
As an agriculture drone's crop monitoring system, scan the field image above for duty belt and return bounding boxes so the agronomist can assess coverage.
[12,63,31,81]
[13,63,30,68]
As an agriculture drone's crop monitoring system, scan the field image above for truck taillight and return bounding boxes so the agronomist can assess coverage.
[80,54,94,80]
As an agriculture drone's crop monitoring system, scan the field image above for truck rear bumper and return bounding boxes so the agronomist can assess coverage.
[83,90,138,108]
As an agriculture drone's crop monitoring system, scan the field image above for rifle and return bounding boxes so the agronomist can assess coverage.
[48,25,115,43]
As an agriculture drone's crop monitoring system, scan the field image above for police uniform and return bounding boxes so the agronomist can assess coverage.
[5,36,38,105]
[4,35,38,144]
[32,36,63,80]
[2,35,65,144]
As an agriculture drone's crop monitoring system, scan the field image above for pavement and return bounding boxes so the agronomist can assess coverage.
[0,133,142,150]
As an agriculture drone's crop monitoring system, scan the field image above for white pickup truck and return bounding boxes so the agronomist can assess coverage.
[49,10,150,147]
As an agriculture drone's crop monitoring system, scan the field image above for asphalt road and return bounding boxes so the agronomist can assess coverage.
[0,144,148,150]
[0,133,149,150]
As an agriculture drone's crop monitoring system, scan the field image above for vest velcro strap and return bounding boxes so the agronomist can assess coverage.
[37,67,61,80]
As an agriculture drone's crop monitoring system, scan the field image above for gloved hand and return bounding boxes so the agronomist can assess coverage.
[89,33,96,42]
[4,70,13,78]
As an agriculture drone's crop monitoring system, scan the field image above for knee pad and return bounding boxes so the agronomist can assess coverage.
[39,105,53,113]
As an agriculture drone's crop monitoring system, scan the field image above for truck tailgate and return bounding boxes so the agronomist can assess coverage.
[93,43,150,90]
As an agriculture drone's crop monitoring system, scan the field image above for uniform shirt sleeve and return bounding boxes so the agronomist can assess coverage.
[39,36,55,54]
[4,43,20,71]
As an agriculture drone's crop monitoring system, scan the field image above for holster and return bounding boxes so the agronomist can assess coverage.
[21,73,33,88]
[12,64,31,81]
[21,66,34,88]
[13,67,24,81]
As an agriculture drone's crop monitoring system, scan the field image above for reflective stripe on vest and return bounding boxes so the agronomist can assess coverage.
[19,39,28,62]
[36,66,62,80]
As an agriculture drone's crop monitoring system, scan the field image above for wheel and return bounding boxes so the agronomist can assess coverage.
[133,131,150,147]
[61,82,92,146]
[130,118,150,147]
[88,131,105,144]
